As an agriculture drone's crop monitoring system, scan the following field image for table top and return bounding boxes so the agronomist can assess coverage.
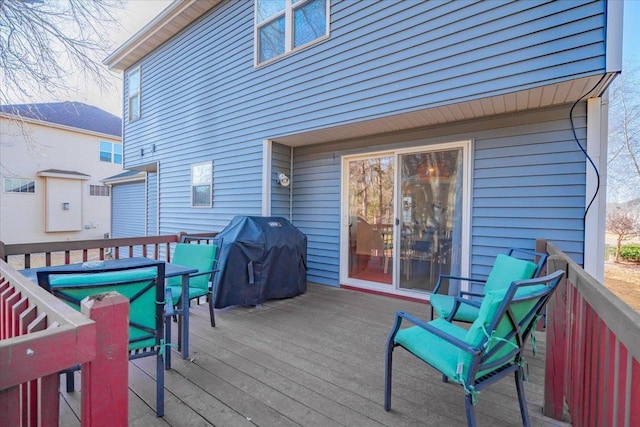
[19,257,197,283]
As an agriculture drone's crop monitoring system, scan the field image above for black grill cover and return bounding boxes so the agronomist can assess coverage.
[213,216,307,308]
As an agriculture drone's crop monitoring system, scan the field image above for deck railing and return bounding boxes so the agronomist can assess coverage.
[540,239,640,426]
[0,233,221,426]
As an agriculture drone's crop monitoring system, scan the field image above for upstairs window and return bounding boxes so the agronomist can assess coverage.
[255,0,328,65]
[3,177,35,193]
[128,67,141,121]
[100,141,123,164]
[191,162,213,207]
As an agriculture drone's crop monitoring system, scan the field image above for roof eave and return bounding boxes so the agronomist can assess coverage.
[104,0,222,72]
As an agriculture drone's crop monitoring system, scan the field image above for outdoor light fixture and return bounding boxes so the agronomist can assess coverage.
[62,202,70,210]
[277,173,291,187]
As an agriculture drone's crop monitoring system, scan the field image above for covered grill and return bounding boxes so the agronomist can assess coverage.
[213,216,307,308]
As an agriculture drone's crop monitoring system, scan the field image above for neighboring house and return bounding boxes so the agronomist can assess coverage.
[104,0,623,299]
[0,102,123,244]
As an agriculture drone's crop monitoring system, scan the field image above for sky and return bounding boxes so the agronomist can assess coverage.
[45,0,640,117]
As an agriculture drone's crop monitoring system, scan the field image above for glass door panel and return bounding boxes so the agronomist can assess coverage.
[347,156,394,284]
[398,149,463,293]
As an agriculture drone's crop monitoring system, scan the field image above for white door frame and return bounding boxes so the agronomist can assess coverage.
[339,140,472,300]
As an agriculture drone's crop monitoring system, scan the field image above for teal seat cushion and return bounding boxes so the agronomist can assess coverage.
[394,318,468,380]
[167,284,209,305]
[484,254,537,294]
[429,294,480,322]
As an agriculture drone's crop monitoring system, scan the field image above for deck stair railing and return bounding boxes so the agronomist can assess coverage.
[540,239,640,426]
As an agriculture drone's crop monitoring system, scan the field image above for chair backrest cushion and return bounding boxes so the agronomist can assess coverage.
[459,283,548,379]
[168,243,217,290]
[483,254,537,294]
[49,267,160,350]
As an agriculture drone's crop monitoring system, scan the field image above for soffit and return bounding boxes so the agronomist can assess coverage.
[104,0,221,71]
[273,75,616,147]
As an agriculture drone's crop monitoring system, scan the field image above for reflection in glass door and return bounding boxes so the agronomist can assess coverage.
[347,156,395,284]
[398,149,463,293]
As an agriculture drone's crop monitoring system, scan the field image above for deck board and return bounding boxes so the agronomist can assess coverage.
[60,283,570,426]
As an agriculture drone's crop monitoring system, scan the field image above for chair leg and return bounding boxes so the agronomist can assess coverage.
[384,342,394,411]
[65,370,75,393]
[515,369,531,427]
[156,353,164,417]
[208,296,216,327]
[464,393,477,427]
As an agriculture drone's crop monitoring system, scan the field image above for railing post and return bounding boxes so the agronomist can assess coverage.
[80,292,129,427]
[543,254,569,420]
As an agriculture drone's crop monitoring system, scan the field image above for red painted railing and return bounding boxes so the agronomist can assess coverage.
[542,240,640,427]
[0,259,130,426]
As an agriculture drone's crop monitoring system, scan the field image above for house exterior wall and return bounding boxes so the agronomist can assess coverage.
[120,0,607,230]
[0,117,122,244]
[113,0,614,286]
[294,103,587,285]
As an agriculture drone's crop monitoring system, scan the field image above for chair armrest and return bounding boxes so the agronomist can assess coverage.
[459,290,485,299]
[393,311,480,355]
[432,274,487,295]
[188,269,216,279]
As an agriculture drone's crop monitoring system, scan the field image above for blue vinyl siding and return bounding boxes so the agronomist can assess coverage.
[293,104,587,286]
[118,0,607,283]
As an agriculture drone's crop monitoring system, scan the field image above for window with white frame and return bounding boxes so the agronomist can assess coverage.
[255,0,328,65]
[128,67,141,121]
[100,141,123,164]
[3,177,35,193]
[90,185,111,196]
[191,162,213,207]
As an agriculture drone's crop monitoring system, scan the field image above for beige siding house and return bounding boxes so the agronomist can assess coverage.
[0,102,123,244]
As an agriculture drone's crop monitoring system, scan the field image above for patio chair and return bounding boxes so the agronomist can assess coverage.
[429,248,547,322]
[167,239,222,327]
[37,261,171,417]
[384,269,564,427]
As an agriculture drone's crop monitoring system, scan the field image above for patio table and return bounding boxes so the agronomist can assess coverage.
[20,257,197,362]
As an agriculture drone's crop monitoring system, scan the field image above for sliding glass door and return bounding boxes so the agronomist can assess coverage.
[342,141,469,297]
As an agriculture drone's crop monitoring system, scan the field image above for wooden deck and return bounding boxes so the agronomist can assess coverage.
[59,283,571,426]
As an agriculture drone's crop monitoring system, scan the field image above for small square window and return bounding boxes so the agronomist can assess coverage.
[191,162,212,207]
[100,141,123,164]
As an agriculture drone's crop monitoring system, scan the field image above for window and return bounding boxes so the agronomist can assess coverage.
[90,185,111,197]
[255,0,328,65]
[100,141,123,164]
[191,162,212,207]
[128,68,141,121]
[3,177,35,193]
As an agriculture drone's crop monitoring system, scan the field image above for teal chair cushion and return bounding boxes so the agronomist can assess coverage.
[49,267,160,350]
[429,294,480,322]
[166,284,209,305]
[458,284,548,380]
[430,254,537,322]
[394,318,468,380]
[167,243,216,292]
[483,254,537,294]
